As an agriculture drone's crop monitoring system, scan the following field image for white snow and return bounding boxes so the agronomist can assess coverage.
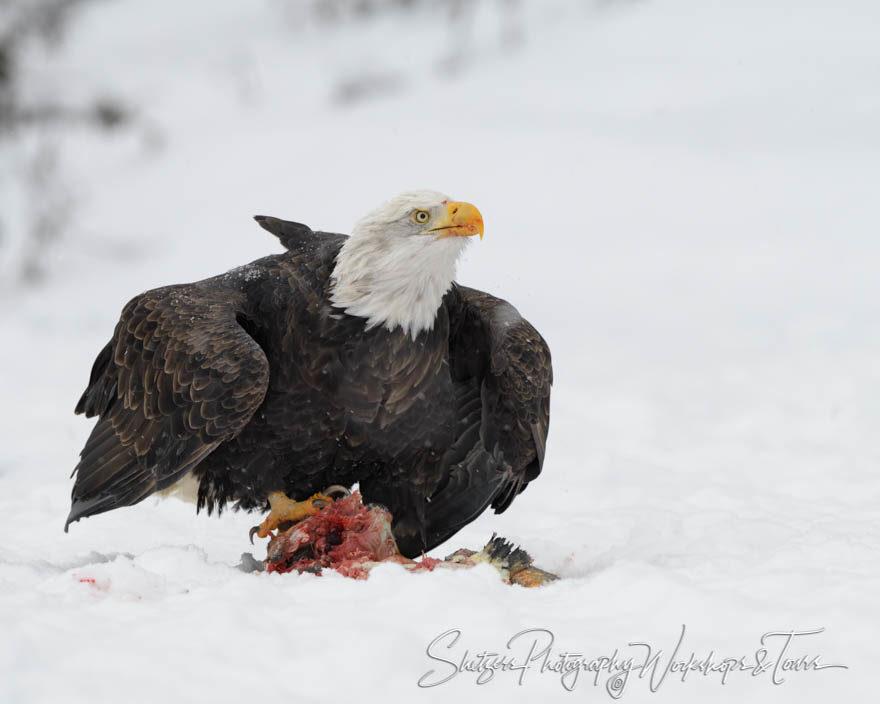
[1,0,877,701]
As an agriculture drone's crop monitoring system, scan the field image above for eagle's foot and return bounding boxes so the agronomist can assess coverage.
[249,486,351,544]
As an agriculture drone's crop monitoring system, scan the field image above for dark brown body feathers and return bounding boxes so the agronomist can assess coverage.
[68,219,552,557]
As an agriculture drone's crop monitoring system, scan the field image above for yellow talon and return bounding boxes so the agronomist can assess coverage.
[250,491,333,542]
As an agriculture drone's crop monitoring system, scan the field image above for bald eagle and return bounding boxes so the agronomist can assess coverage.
[67,191,552,557]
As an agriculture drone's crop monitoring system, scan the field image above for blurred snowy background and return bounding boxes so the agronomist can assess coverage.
[0,0,877,701]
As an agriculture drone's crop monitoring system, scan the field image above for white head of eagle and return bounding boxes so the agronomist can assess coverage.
[330,190,484,339]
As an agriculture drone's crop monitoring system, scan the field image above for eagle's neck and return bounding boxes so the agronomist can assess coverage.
[329,233,466,339]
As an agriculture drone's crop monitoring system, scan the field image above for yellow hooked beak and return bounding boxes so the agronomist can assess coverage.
[425,201,484,241]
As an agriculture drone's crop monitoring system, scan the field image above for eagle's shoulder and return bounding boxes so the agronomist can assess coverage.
[445,283,551,379]
[180,221,346,315]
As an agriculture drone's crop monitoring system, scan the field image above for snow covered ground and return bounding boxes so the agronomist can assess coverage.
[1,0,878,701]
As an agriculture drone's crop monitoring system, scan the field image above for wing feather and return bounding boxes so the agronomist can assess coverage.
[392,285,552,557]
[66,285,270,530]
[446,284,552,512]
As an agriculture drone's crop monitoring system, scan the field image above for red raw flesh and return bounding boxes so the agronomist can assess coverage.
[261,492,557,586]
[264,492,496,580]
[266,491,399,578]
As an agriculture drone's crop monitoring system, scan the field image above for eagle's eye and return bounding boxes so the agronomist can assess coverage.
[412,210,430,224]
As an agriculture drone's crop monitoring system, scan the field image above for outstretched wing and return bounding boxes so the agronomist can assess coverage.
[393,284,552,556]
[67,285,270,530]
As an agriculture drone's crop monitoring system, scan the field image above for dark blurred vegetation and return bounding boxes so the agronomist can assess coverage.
[0,0,130,133]
[0,0,499,286]
[0,0,132,285]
